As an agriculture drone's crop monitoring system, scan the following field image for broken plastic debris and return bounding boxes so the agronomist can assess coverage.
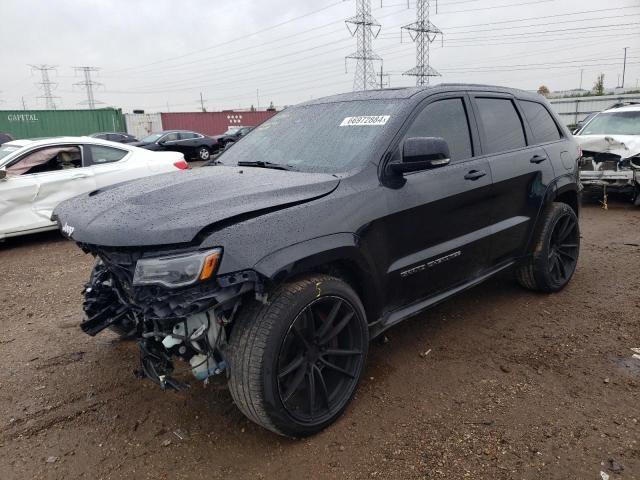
[419,349,432,358]
[600,472,609,480]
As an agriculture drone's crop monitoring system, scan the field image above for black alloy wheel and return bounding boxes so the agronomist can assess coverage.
[227,275,368,437]
[547,211,579,285]
[276,296,365,424]
[516,202,580,292]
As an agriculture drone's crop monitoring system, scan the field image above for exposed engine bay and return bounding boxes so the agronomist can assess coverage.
[81,246,262,390]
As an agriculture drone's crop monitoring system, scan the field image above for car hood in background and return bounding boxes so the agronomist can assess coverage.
[53,166,340,247]
[129,141,153,147]
[575,135,640,159]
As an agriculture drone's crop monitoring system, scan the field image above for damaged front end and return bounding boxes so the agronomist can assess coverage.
[576,136,640,204]
[80,245,262,391]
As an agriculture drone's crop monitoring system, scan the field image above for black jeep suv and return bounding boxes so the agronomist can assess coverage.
[53,84,581,438]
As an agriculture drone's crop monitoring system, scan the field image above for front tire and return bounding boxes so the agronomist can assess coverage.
[227,275,368,438]
[516,202,580,292]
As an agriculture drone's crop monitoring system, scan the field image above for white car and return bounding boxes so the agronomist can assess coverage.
[0,136,189,239]
[574,104,640,205]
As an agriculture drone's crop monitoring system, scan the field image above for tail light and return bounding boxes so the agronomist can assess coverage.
[173,159,190,170]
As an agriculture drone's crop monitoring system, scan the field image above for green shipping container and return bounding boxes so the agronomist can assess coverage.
[0,108,126,139]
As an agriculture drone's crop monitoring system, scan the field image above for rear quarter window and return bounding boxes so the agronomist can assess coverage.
[520,100,562,144]
[87,145,127,164]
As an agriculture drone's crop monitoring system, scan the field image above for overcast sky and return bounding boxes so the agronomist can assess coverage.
[1,0,638,112]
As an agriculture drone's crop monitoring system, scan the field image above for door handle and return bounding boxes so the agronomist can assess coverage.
[464,170,487,181]
[71,173,89,179]
[530,154,547,164]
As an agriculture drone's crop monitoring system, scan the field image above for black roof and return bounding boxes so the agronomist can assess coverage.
[300,83,543,106]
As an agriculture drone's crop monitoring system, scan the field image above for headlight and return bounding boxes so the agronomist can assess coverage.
[133,248,222,288]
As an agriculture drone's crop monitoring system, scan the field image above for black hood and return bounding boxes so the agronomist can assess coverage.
[53,166,340,247]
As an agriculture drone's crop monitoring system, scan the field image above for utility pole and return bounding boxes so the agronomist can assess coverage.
[256,89,260,110]
[198,92,207,112]
[345,0,382,91]
[622,47,629,89]
[379,64,390,89]
[74,66,103,109]
[21,96,27,110]
[579,69,584,90]
[30,64,60,109]
[402,0,442,86]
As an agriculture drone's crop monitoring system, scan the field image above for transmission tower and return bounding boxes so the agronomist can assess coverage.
[30,64,60,109]
[345,0,382,91]
[74,66,103,109]
[401,0,442,86]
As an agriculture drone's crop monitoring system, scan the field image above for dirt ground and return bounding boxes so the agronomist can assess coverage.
[0,200,638,480]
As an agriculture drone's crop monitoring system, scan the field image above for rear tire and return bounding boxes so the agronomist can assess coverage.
[516,202,580,292]
[227,275,368,438]
[197,146,211,161]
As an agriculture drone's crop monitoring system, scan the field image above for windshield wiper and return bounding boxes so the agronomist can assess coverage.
[237,160,297,171]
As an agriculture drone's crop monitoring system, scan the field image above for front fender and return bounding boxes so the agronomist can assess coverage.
[253,233,384,320]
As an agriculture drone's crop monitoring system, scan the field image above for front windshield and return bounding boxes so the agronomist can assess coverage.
[224,127,241,135]
[140,133,163,143]
[0,145,22,165]
[580,111,640,136]
[218,100,404,173]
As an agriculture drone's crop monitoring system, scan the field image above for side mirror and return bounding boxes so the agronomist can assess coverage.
[389,137,451,175]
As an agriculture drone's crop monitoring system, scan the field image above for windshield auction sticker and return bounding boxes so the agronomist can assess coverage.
[340,115,390,126]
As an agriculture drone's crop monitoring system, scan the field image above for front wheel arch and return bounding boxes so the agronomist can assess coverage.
[253,234,384,322]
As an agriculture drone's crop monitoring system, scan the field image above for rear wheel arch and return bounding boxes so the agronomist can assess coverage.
[527,176,579,251]
[554,188,579,216]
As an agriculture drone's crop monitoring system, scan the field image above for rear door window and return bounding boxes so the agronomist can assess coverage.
[404,98,473,162]
[520,101,562,144]
[179,132,198,140]
[475,98,526,154]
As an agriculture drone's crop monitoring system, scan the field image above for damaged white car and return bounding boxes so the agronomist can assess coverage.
[574,104,640,206]
[0,137,190,240]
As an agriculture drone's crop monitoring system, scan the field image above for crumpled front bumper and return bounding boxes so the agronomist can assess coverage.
[579,169,637,188]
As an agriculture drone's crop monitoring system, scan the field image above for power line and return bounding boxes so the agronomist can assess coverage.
[74,66,103,109]
[109,1,347,74]
[100,5,639,88]
[94,28,638,98]
[30,64,60,110]
[346,0,383,91]
[104,19,637,94]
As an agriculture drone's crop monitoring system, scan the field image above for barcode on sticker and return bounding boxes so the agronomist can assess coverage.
[340,115,390,127]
